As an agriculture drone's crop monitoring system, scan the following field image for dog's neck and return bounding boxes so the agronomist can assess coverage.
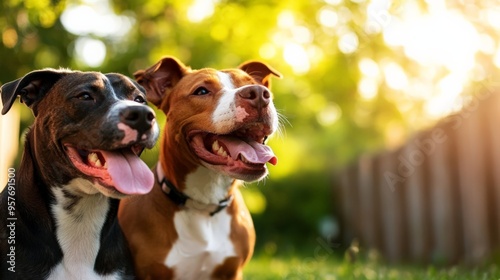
[16,131,56,224]
[50,178,132,279]
[17,128,85,220]
[49,179,119,279]
[183,166,235,204]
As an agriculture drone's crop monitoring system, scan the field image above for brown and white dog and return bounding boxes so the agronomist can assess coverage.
[118,57,282,279]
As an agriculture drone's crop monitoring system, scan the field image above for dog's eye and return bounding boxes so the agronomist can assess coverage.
[192,87,210,96]
[134,96,146,104]
[76,93,94,101]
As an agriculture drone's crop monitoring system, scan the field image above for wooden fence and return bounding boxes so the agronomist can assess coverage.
[335,90,500,265]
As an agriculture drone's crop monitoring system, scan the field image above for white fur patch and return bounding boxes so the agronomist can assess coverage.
[107,100,141,122]
[183,166,234,205]
[164,166,236,278]
[212,72,241,131]
[165,209,236,279]
[48,179,121,280]
[217,71,235,90]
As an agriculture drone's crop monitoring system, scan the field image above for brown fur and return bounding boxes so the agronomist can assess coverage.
[119,57,281,279]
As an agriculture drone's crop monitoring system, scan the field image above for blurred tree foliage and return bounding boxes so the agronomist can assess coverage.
[1,0,499,254]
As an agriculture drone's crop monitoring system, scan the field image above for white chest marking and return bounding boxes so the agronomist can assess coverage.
[48,178,121,280]
[165,209,236,279]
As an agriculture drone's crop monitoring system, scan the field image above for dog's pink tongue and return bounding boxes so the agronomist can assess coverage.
[101,150,154,195]
[218,135,277,165]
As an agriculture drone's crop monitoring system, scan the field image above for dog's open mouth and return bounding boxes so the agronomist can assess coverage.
[64,144,154,195]
[188,124,277,174]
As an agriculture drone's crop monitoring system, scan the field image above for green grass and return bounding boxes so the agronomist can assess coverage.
[244,252,500,280]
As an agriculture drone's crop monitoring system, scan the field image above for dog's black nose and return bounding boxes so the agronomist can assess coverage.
[120,105,155,131]
[237,85,271,108]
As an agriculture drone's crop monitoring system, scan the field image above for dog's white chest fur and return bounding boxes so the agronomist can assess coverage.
[165,167,237,278]
[48,178,121,280]
[165,208,236,279]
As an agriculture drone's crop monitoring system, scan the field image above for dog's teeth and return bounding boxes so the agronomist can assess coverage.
[212,140,220,153]
[241,155,252,164]
[103,161,108,169]
[217,146,228,157]
[88,152,103,167]
[88,153,98,163]
[212,140,230,158]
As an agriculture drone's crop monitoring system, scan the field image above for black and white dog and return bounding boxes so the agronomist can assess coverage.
[0,69,159,279]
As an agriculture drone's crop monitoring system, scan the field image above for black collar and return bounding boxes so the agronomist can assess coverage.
[156,164,233,216]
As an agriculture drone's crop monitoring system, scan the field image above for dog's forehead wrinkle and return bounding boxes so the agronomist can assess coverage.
[59,74,106,96]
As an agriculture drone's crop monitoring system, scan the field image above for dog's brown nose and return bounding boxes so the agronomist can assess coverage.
[120,105,155,132]
[237,85,270,108]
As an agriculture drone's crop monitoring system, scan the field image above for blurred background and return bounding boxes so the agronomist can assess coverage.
[1,0,500,278]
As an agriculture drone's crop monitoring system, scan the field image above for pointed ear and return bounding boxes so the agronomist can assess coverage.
[238,61,282,88]
[134,56,190,107]
[1,69,66,116]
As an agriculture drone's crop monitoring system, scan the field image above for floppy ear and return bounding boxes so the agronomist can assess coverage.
[134,56,190,107]
[238,61,282,88]
[1,69,66,116]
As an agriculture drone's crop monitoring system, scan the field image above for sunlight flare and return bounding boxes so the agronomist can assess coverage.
[283,43,310,74]
[75,37,106,67]
[187,0,218,22]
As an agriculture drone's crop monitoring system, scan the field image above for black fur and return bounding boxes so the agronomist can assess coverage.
[94,199,135,278]
[0,136,63,279]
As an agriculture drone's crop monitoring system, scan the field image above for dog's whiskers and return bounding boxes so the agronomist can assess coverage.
[275,111,289,141]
